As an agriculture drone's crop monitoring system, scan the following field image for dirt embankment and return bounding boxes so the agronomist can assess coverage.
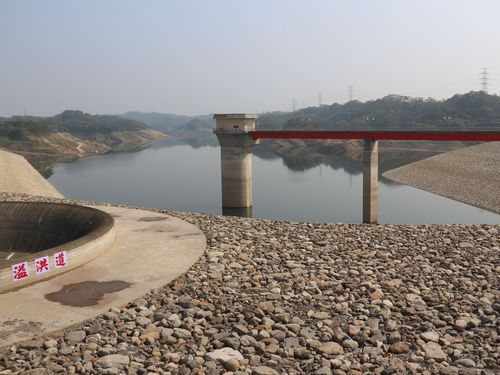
[3,129,167,176]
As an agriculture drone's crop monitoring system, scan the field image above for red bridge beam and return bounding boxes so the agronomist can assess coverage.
[251,131,500,142]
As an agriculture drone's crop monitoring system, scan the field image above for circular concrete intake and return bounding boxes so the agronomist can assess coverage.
[0,202,115,293]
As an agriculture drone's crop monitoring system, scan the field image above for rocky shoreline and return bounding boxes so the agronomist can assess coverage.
[0,193,498,375]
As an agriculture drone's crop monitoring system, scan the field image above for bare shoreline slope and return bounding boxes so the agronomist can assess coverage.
[384,142,500,214]
[0,149,63,198]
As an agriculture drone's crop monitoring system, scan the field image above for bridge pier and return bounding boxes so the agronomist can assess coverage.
[213,114,259,209]
[221,128,498,223]
[362,139,378,224]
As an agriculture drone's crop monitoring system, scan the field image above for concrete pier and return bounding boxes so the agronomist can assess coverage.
[213,114,259,208]
[222,207,253,218]
[363,139,378,224]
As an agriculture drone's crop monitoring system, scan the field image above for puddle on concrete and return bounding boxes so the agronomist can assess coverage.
[45,280,131,307]
[139,216,167,222]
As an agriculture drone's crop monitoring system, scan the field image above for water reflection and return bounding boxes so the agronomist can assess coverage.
[48,139,499,224]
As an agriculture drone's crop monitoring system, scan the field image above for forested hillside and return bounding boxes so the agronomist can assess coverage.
[0,110,166,176]
[0,110,149,144]
[2,92,498,176]
[252,91,500,174]
[258,91,500,131]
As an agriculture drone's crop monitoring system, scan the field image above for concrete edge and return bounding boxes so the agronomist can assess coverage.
[0,204,116,293]
[0,205,206,347]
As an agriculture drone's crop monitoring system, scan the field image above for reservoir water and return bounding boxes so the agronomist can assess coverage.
[48,140,499,224]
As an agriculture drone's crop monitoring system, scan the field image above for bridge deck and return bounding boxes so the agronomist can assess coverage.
[251,130,500,142]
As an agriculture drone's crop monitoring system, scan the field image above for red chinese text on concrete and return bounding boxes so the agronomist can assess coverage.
[54,251,67,268]
[12,262,30,281]
[35,256,50,274]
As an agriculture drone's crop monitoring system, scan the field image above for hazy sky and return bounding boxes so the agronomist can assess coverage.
[1,0,499,117]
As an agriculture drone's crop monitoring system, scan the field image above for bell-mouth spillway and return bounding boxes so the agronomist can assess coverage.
[0,202,116,293]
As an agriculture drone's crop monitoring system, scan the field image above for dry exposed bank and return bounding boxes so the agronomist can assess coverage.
[383,142,500,214]
[2,129,167,177]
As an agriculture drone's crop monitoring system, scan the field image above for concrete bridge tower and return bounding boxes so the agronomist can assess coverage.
[213,114,259,209]
[363,139,378,224]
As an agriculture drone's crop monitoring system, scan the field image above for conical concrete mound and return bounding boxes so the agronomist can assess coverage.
[0,149,63,198]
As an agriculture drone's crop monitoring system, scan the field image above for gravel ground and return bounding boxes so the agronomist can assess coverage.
[383,142,500,214]
[0,193,499,375]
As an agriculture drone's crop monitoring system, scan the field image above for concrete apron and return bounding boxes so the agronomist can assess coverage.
[0,206,206,347]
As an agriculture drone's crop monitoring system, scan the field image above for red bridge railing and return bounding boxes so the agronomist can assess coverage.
[251,130,500,142]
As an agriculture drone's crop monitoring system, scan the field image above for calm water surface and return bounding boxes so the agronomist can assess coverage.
[48,140,499,224]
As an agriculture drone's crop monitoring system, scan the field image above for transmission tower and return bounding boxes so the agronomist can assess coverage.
[318,92,322,107]
[292,99,297,112]
[480,68,489,93]
[348,86,353,101]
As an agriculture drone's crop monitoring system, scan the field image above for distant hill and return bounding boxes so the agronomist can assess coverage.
[120,111,215,132]
[172,118,218,147]
[121,91,500,144]
[0,110,166,176]
[119,111,217,147]
[253,91,500,173]
[257,91,500,131]
[1,110,149,140]
[3,91,498,176]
